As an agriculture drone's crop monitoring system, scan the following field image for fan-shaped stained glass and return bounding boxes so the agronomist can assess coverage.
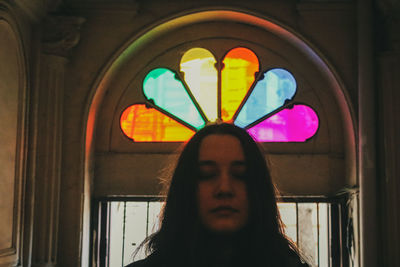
[120,47,319,143]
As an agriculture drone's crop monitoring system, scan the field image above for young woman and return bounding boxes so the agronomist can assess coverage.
[127,123,309,267]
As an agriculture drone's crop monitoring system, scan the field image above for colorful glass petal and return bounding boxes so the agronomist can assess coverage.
[221,47,259,122]
[143,68,206,130]
[247,105,319,142]
[235,68,297,128]
[180,48,218,122]
[120,104,195,142]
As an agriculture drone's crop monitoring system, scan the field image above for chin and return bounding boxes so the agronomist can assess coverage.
[207,222,245,234]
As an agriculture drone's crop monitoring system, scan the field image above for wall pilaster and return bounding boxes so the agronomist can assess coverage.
[31,15,84,267]
[358,1,378,266]
[376,1,400,266]
[379,51,400,267]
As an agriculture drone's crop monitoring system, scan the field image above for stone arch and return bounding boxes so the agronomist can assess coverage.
[83,7,357,259]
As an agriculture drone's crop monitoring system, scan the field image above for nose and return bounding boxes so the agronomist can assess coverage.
[214,170,234,198]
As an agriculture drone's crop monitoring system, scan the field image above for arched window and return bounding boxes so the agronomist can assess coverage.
[94,10,352,198]
[90,10,357,267]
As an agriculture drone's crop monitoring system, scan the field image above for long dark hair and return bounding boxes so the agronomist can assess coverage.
[138,123,307,266]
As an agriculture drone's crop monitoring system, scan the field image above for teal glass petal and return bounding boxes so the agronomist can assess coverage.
[234,68,297,128]
[143,68,205,130]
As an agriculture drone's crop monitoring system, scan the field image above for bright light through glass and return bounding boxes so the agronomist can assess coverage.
[120,48,319,143]
[120,104,195,142]
[107,201,330,267]
[247,104,319,142]
[235,68,297,128]
[181,48,218,122]
[143,68,206,130]
[221,47,259,122]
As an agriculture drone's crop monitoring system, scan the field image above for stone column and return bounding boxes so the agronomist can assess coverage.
[377,2,400,266]
[379,53,400,267]
[358,1,378,266]
[31,15,84,267]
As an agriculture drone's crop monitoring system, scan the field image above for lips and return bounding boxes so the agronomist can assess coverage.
[210,206,239,214]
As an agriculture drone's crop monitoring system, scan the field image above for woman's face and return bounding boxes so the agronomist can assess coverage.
[196,134,249,234]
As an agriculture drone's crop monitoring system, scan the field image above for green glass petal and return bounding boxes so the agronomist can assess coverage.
[143,68,205,130]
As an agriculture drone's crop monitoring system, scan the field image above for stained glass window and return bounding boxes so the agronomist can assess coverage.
[120,47,319,142]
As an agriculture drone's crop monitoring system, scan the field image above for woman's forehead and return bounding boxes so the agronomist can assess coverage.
[198,134,245,162]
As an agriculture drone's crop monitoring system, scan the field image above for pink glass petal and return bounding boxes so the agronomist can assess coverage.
[247,105,319,142]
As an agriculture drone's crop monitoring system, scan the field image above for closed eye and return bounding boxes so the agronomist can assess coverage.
[230,161,247,180]
[198,161,218,180]
[198,160,247,180]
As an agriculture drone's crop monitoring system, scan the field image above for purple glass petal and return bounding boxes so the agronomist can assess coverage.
[247,105,319,142]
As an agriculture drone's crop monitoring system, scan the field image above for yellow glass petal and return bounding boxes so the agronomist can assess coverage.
[120,104,195,142]
[221,47,259,122]
[180,48,218,122]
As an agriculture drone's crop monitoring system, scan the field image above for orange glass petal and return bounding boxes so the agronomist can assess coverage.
[120,104,195,142]
[221,47,259,121]
[180,48,218,122]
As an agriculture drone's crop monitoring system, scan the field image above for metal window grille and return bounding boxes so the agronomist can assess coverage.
[92,195,356,267]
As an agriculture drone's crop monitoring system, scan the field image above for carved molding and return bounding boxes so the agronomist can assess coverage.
[42,15,85,57]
